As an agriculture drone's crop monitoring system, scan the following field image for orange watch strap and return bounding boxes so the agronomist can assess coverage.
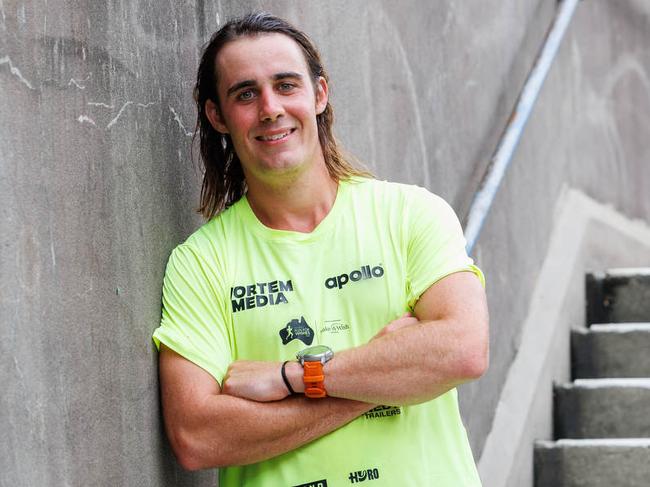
[303,361,327,398]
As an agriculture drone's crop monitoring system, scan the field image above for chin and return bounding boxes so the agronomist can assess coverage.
[261,157,305,172]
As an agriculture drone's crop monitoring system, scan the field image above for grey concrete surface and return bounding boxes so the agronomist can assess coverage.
[554,379,650,438]
[478,190,650,487]
[587,270,650,324]
[2,0,650,486]
[535,439,650,487]
[572,323,650,378]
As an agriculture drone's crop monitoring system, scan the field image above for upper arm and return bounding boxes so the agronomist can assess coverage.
[159,344,221,461]
[153,244,233,384]
[413,271,488,324]
[404,187,481,308]
[159,343,221,407]
[413,271,489,377]
[153,244,236,468]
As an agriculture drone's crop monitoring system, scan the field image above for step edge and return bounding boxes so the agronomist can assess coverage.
[603,267,650,278]
[589,323,650,332]
[557,378,650,389]
[535,438,650,448]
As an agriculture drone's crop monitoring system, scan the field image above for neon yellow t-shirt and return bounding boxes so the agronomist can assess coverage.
[153,177,484,487]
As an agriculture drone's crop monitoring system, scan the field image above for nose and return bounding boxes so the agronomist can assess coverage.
[258,88,284,122]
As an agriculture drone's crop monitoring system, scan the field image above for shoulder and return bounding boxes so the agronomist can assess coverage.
[346,177,453,215]
[188,196,250,247]
[167,200,245,274]
[344,176,408,201]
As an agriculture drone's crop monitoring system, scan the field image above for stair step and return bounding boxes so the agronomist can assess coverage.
[572,323,650,378]
[554,379,650,438]
[535,439,650,487]
[587,268,650,324]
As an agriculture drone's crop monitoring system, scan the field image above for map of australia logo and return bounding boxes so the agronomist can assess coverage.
[279,316,314,346]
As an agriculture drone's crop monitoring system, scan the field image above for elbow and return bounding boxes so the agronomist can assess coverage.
[175,442,204,472]
[459,317,490,380]
[462,350,489,380]
[175,447,203,472]
[458,338,489,381]
[168,427,203,471]
[168,426,231,471]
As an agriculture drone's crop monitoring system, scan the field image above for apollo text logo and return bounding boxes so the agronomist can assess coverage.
[324,265,384,290]
[230,280,293,313]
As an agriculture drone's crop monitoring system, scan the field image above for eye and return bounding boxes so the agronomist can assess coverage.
[237,90,254,101]
[278,82,295,92]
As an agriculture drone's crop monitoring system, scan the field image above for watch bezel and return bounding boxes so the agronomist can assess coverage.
[296,345,333,365]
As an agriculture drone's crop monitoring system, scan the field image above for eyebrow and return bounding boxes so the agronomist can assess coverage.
[225,72,304,97]
[226,80,256,97]
[273,71,303,81]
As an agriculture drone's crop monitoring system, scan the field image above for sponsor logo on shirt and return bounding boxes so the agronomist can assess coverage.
[348,468,380,483]
[279,316,315,346]
[324,264,384,290]
[363,405,402,419]
[292,480,328,487]
[320,319,350,335]
[230,279,293,313]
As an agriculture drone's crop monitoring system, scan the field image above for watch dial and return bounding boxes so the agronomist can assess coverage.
[304,345,331,356]
[297,345,333,362]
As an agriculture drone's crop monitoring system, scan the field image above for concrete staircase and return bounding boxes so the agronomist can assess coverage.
[534,269,650,487]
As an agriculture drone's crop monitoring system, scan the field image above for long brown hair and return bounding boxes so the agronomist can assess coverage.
[193,12,371,219]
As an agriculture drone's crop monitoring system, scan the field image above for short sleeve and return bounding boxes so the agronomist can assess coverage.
[405,187,485,309]
[152,244,232,384]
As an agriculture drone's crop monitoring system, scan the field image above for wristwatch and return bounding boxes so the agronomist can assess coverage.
[296,345,334,398]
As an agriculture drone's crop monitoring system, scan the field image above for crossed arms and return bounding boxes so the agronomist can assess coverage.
[159,271,489,470]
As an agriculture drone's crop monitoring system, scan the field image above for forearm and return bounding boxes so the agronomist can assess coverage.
[330,318,486,405]
[285,317,487,406]
[170,392,372,469]
[307,273,488,406]
[217,275,488,427]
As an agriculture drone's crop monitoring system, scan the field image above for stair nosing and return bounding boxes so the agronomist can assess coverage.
[588,323,650,332]
[558,378,650,389]
[536,438,650,448]
[602,268,650,277]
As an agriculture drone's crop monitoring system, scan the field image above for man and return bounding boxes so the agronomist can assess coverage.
[153,12,488,487]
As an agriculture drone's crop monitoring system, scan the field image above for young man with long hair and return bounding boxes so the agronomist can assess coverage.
[153,12,488,486]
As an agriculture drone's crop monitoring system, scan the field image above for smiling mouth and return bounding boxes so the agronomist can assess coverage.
[256,129,295,142]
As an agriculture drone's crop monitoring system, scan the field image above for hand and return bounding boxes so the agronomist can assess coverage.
[222,360,290,402]
[371,312,420,341]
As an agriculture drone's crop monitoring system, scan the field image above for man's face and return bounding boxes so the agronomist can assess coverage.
[209,33,328,183]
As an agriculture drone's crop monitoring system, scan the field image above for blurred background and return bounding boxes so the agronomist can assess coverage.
[1,1,649,485]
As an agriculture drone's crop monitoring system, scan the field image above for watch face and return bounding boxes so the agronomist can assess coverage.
[296,345,333,364]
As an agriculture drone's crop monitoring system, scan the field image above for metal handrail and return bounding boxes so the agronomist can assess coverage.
[464,0,580,255]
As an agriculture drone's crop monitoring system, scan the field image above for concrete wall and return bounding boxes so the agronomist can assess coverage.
[1,0,648,485]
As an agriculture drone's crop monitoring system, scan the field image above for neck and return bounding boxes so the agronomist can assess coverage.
[245,162,338,233]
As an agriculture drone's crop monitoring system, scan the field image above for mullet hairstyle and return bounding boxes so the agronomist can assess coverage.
[193,12,371,219]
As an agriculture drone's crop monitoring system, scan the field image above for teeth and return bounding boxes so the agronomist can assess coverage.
[259,131,290,141]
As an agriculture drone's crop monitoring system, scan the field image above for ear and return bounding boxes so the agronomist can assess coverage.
[205,99,229,133]
[315,76,329,115]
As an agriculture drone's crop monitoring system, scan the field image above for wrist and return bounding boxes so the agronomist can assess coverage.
[286,361,305,394]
